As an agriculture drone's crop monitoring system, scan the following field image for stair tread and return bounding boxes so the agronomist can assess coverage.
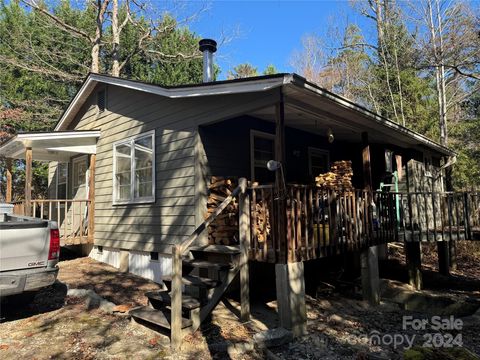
[189,245,241,255]
[145,291,201,309]
[129,306,192,329]
[163,274,221,289]
[182,258,232,270]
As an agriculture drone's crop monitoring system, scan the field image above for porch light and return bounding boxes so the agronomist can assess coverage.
[266,160,287,200]
[327,128,334,143]
[267,160,281,171]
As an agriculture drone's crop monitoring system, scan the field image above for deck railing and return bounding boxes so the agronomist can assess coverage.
[12,199,92,245]
[247,185,480,263]
[393,191,480,242]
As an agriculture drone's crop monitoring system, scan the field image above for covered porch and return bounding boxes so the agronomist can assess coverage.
[199,84,480,264]
[1,130,100,246]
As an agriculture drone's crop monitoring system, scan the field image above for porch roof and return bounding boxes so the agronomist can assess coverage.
[0,130,100,162]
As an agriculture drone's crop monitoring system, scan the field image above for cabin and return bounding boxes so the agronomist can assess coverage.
[1,41,479,348]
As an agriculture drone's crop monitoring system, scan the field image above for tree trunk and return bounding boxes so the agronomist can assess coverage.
[91,0,110,73]
[111,0,120,76]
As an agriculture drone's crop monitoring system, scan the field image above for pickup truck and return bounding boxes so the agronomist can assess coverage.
[0,210,60,300]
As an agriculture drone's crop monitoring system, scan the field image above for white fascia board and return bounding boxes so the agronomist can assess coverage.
[0,131,100,158]
[93,73,288,98]
[45,145,96,154]
[17,131,101,141]
[55,74,288,131]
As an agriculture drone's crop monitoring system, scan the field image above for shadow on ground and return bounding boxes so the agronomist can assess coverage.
[0,281,68,323]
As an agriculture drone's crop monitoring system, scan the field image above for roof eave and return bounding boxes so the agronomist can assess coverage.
[290,74,455,157]
[54,73,290,131]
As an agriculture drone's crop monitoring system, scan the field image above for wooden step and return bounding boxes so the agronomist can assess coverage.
[163,274,221,289]
[146,291,201,310]
[182,258,232,271]
[129,306,192,329]
[189,245,241,255]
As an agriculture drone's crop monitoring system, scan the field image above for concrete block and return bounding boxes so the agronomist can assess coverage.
[119,250,129,273]
[253,328,293,348]
[275,262,307,337]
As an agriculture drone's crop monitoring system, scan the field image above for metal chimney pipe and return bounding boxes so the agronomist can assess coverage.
[199,39,217,83]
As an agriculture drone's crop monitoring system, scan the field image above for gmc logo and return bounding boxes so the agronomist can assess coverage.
[28,261,45,267]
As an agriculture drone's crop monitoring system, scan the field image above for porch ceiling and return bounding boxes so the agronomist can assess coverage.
[247,84,453,157]
[0,130,100,162]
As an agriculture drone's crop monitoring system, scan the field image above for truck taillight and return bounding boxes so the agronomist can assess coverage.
[49,229,60,260]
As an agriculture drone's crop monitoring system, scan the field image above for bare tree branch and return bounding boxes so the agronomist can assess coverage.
[21,0,94,43]
[0,54,83,83]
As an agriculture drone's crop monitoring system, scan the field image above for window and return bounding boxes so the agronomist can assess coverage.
[308,148,329,180]
[56,162,68,199]
[113,131,155,204]
[250,131,275,183]
[72,156,87,196]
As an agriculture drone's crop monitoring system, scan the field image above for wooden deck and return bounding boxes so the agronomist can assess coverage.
[246,185,480,263]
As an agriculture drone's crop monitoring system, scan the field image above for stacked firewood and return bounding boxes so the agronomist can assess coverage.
[251,196,272,243]
[315,160,353,192]
[206,177,239,245]
[205,177,274,245]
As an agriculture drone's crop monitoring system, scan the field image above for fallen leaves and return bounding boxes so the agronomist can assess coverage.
[112,304,132,313]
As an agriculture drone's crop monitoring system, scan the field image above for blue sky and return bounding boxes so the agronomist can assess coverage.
[185,0,367,79]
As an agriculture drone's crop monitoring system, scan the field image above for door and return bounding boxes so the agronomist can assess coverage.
[71,156,89,238]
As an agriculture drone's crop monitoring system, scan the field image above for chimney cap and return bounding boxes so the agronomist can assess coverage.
[199,39,217,53]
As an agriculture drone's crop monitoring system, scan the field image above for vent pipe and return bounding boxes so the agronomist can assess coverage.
[199,39,217,83]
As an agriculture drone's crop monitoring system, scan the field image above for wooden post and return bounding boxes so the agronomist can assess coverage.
[238,178,250,322]
[362,132,373,193]
[24,147,32,216]
[405,241,423,290]
[444,163,456,270]
[361,245,380,305]
[275,90,288,263]
[88,154,96,242]
[6,158,12,203]
[437,241,450,276]
[171,244,182,351]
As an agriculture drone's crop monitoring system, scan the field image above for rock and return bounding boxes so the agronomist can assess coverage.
[66,288,116,313]
[254,328,293,348]
[328,314,343,324]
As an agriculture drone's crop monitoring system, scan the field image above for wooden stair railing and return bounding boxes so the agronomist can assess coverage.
[170,177,249,350]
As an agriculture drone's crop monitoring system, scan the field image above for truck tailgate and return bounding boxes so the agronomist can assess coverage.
[0,221,50,272]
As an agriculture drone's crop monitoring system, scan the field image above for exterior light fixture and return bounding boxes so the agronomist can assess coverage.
[266,160,286,200]
[327,128,334,143]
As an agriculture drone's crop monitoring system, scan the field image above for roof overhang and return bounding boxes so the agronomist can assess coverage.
[0,131,101,161]
[54,72,454,157]
[288,75,455,157]
[55,73,290,131]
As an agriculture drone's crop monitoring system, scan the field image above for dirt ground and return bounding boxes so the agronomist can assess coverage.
[0,257,271,360]
[1,244,479,360]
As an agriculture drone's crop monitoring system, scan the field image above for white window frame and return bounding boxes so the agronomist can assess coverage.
[308,147,330,178]
[250,130,276,182]
[56,162,68,199]
[113,130,155,205]
[72,155,88,197]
